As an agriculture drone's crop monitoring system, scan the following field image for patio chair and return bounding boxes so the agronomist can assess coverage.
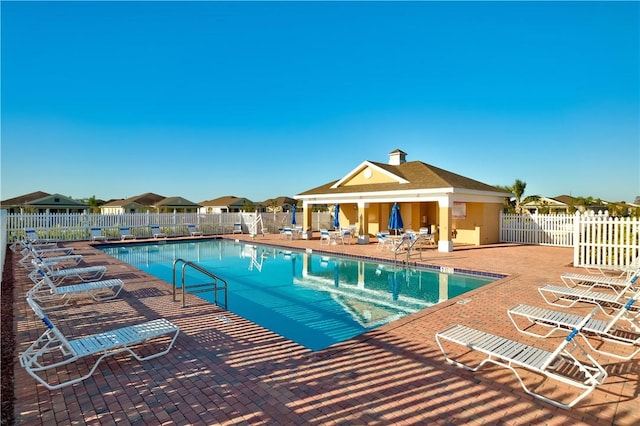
[187,224,203,236]
[280,227,293,240]
[232,223,243,234]
[435,307,607,409]
[376,231,392,250]
[319,229,331,245]
[507,290,640,360]
[28,267,125,309]
[10,230,58,252]
[119,227,136,240]
[30,259,107,285]
[90,227,108,241]
[20,293,180,390]
[559,269,639,295]
[538,274,639,312]
[150,225,167,239]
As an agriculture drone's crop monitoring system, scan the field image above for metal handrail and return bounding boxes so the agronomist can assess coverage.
[172,258,228,309]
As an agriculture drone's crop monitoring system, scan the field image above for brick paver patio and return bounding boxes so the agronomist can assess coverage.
[7,233,639,425]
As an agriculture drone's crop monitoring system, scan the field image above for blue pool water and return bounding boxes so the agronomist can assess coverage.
[100,239,497,351]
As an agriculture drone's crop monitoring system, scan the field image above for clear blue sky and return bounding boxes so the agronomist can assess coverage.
[2,1,638,204]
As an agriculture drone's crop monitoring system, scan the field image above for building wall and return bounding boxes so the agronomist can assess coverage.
[451,202,502,245]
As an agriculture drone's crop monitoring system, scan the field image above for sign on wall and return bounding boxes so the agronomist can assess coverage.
[453,202,467,219]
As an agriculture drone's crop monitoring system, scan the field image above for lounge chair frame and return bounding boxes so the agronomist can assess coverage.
[119,227,137,240]
[187,224,203,236]
[560,270,639,295]
[90,227,108,241]
[30,259,107,285]
[435,308,607,409]
[508,292,640,360]
[28,268,125,309]
[150,225,167,239]
[20,295,179,390]
[19,246,81,269]
[538,275,639,312]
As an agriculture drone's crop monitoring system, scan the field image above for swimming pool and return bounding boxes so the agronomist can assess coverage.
[100,239,497,351]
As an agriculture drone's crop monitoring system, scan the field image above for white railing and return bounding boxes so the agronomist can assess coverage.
[501,211,640,268]
[4,211,334,243]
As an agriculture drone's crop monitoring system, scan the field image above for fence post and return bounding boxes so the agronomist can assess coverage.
[573,211,581,266]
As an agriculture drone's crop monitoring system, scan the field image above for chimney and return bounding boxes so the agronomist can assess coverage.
[388,149,407,165]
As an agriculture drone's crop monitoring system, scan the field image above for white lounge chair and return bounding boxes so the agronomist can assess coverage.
[232,223,242,234]
[30,259,107,285]
[538,274,639,312]
[20,294,179,390]
[584,255,640,279]
[150,225,167,239]
[119,227,136,240]
[28,267,125,309]
[19,248,83,270]
[25,228,59,245]
[560,269,639,295]
[187,224,203,236]
[507,291,640,360]
[19,244,76,268]
[436,307,607,409]
[90,227,108,241]
[10,230,58,252]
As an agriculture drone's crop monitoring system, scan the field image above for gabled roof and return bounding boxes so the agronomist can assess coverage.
[28,193,88,208]
[156,196,201,207]
[123,192,166,206]
[1,191,50,205]
[297,160,509,196]
[101,193,166,208]
[261,196,297,206]
[199,195,243,207]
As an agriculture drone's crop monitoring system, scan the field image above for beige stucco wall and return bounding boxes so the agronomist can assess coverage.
[451,202,502,245]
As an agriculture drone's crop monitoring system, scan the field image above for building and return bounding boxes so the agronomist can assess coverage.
[100,193,200,214]
[198,196,256,214]
[0,191,89,213]
[295,149,511,252]
[522,195,607,215]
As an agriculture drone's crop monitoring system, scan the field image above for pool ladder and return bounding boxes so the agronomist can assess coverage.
[172,258,228,309]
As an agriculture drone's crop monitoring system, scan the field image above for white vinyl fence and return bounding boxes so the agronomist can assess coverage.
[4,211,334,244]
[501,212,640,269]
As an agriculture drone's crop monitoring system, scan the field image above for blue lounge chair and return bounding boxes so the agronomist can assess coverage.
[90,227,108,241]
[150,225,167,239]
[119,227,136,240]
[187,224,203,236]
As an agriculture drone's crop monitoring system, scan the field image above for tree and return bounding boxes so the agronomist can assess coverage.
[511,179,527,214]
[87,195,100,213]
[497,179,527,214]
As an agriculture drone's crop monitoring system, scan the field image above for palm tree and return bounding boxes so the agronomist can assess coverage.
[497,180,527,214]
[511,179,527,214]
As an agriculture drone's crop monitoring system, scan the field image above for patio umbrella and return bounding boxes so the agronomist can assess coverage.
[291,204,297,226]
[388,203,403,235]
[333,204,340,229]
